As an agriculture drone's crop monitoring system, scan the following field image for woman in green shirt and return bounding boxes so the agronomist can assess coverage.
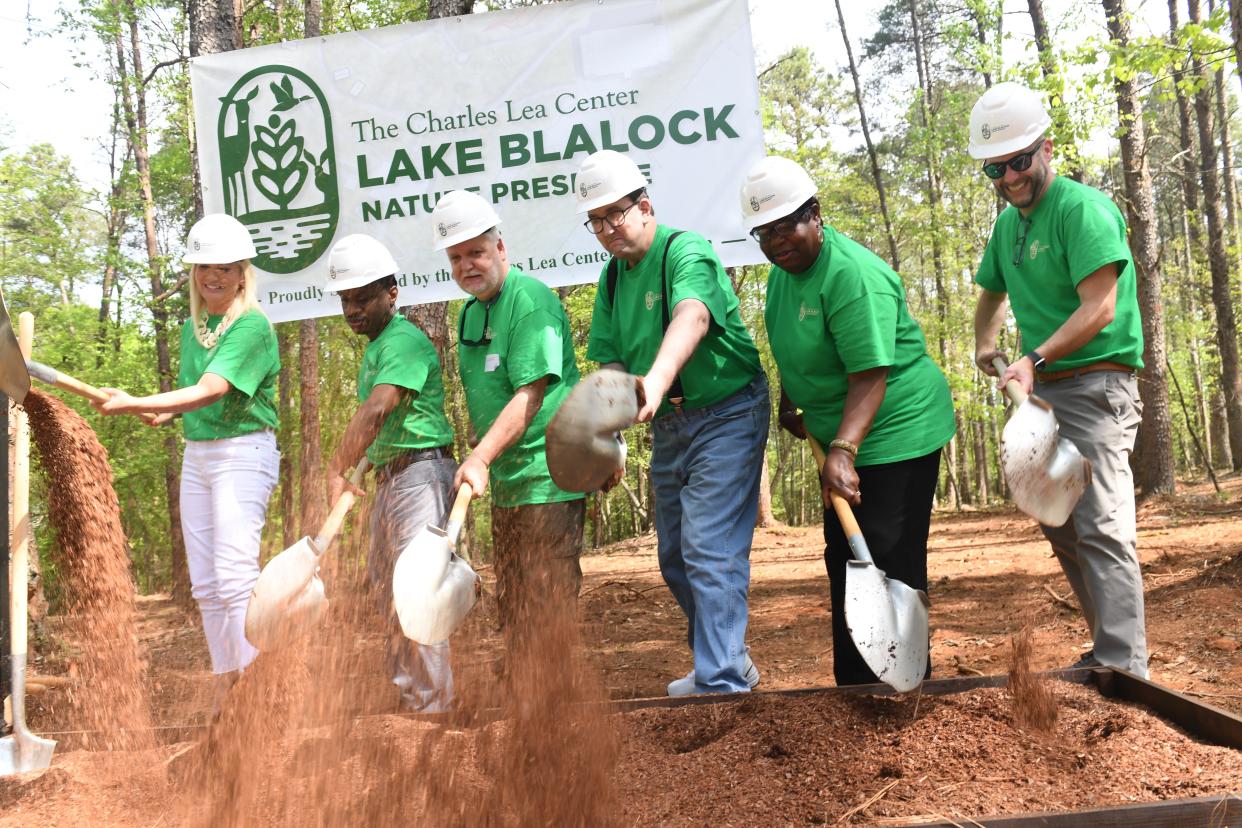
[740,157,955,686]
[97,214,280,707]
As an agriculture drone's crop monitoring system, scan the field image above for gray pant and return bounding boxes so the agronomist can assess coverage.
[1035,371,1148,677]
[370,455,457,711]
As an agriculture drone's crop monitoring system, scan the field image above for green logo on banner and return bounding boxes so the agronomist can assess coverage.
[217,65,338,274]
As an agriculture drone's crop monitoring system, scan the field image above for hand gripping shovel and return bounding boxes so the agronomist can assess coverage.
[392,483,479,645]
[809,437,930,693]
[545,368,640,492]
[244,459,371,651]
[25,361,159,426]
[1,308,55,776]
[992,358,1091,527]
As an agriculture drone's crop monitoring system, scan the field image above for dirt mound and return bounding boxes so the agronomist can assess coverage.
[25,389,153,752]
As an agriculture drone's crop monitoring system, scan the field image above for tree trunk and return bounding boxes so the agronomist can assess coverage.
[1189,0,1242,468]
[834,0,899,271]
[1102,0,1175,494]
[1169,0,1204,255]
[120,3,192,607]
[973,418,989,503]
[1212,391,1234,469]
[187,0,238,221]
[755,452,779,528]
[1028,0,1082,181]
[1208,0,1242,273]
[278,328,297,547]
[98,93,131,367]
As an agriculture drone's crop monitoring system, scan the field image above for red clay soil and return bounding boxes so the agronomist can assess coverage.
[5,438,1242,825]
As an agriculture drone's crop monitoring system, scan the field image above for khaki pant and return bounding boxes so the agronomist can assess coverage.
[1035,370,1148,677]
[491,498,586,655]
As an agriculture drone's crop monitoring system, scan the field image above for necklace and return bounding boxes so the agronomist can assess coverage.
[194,305,241,349]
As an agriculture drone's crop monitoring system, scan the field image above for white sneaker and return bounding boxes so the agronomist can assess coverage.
[666,655,760,696]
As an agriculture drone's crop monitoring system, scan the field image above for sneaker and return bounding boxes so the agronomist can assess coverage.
[1068,650,1099,670]
[666,655,760,697]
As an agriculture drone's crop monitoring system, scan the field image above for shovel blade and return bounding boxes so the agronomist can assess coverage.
[1001,397,1091,526]
[393,527,479,645]
[245,537,326,651]
[546,369,638,492]
[844,561,930,693]
[0,731,57,776]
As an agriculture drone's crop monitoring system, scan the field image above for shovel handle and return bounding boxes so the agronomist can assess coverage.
[808,435,875,565]
[313,458,370,552]
[27,359,160,425]
[991,357,1029,405]
[444,482,473,548]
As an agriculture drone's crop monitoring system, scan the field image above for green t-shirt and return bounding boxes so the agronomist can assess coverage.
[975,175,1144,371]
[358,315,455,468]
[178,308,280,441]
[457,269,583,508]
[586,224,762,416]
[765,227,956,466]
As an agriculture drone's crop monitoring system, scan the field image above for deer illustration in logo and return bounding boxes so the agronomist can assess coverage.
[219,86,259,215]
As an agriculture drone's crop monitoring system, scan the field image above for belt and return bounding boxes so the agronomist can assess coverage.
[1037,360,1135,384]
[375,445,453,482]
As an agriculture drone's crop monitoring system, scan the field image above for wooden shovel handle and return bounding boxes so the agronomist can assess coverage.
[314,458,370,552]
[991,357,1029,405]
[444,483,473,547]
[808,435,874,564]
[27,359,159,425]
[11,314,32,658]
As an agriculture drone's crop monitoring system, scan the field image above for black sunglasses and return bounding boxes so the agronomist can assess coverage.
[457,298,493,347]
[750,201,816,244]
[1013,217,1031,267]
[982,141,1043,180]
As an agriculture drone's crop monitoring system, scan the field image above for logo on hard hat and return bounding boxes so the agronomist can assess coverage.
[750,196,761,212]
[981,122,1009,140]
[329,264,338,280]
[193,240,201,251]
[437,222,448,238]
[580,183,590,198]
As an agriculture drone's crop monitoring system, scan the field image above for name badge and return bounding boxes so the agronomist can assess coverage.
[484,353,500,373]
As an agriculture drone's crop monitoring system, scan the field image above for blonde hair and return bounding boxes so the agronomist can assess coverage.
[188,260,269,348]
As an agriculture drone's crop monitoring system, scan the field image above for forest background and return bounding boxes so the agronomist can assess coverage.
[3,0,1241,611]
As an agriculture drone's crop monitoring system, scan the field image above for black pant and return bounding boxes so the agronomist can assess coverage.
[822,449,940,686]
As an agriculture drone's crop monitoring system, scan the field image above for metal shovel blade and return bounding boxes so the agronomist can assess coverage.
[0,290,31,403]
[0,656,56,776]
[1001,395,1091,527]
[844,562,931,693]
[244,536,323,651]
[545,368,639,492]
[392,525,479,645]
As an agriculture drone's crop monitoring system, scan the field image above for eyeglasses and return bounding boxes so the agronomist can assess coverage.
[749,202,815,244]
[583,200,641,234]
[457,298,493,347]
[1013,217,1031,267]
[982,141,1043,180]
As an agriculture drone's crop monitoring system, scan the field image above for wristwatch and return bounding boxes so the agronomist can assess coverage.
[1025,350,1047,372]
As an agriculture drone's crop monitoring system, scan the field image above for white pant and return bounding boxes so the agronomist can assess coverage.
[181,430,279,674]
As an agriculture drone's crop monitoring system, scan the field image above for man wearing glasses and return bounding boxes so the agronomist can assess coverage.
[429,190,585,670]
[576,149,769,696]
[739,155,954,687]
[969,83,1148,677]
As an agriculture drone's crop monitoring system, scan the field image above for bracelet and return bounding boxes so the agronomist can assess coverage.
[829,438,858,459]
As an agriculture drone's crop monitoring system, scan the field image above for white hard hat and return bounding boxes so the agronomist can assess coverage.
[574,150,648,213]
[183,214,256,264]
[739,156,818,231]
[968,82,1052,160]
[326,233,399,292]
[431,190,502,251]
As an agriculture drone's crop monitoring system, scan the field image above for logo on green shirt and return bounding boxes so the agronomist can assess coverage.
[1029,238,1050,259]
[645,290,661,311]
[216,66,339,274]
[798,301,821,322]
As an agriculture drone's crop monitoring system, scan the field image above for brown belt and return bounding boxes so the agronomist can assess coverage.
[1037,360,1135,384]
[375,445,453,482]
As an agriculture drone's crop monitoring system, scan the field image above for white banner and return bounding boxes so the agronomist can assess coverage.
[190,0,766,322]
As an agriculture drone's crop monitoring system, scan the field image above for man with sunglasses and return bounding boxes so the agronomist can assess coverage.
[576,149,769,696]
[429,190,585,670]
[324,233,458,712]
[740,155,954,687]
[969,83,1148,677]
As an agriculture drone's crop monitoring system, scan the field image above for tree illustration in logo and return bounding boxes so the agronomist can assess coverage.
[251,113,309,210]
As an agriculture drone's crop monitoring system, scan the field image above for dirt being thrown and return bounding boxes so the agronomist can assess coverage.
[1007,623,1058,731]
[25,389,153,751]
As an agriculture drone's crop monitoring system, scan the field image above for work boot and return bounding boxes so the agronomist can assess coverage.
[1067,650,1099,670]
[666,655,760,697]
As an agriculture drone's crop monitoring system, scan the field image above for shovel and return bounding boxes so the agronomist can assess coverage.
[808,436,930,693]
[545,368,639,492]
[244,459,370,651]
[25,361,159,426]
[1,308,56,775]
[392,483,479,645]
[992,357,1092,527]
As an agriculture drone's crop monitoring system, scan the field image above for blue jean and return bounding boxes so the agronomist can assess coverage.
[650,373,770,693]
[370,455,457,711]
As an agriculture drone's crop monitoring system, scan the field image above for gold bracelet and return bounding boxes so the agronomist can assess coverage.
[829,438,859,459]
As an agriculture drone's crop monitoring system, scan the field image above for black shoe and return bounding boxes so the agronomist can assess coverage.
[1068,650,1099,669]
